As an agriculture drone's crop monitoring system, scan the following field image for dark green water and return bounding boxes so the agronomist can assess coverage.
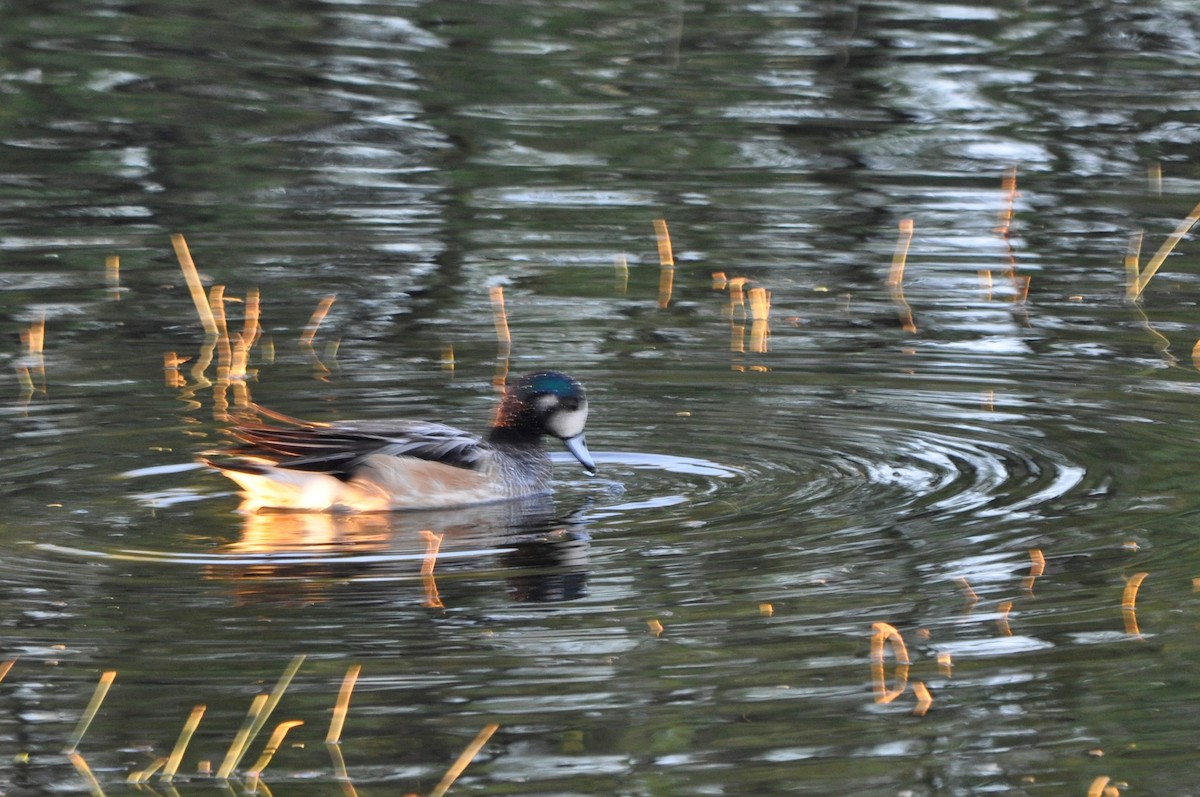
[3,0,1200,794]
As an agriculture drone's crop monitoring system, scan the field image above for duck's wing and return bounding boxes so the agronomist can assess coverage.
[222,420,487,479]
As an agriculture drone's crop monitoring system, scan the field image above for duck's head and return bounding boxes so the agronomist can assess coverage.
[504,370,596,474]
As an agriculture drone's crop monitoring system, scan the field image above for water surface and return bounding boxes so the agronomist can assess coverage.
[3,0,1200,794]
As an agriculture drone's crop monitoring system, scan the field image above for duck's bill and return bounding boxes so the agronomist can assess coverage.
[563,434,597,474]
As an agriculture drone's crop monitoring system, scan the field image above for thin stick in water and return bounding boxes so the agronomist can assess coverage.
[911,681,933,717]
[64,670,117,755]
[326,665,361,745]
[127,756,168,784]
[489,286,512,358]
[653,219,675,310]
[106,255,120,300]
[68,752,106,797]
[429,723,500,797]
[217,693,269,780]
[489,286,512,402]
[869,622,910,705]
[421,530,445,609]
[245,719,305,782]
[1125,230,1144,300]
[1133,199,1200,299]
[219,652,304,777]
[1122,571,1149,638]
[300,295,337,345]
[996,601,1013,637]
[243,288,262,350]
[327,743,360,797]
[162,704,206,781]
[170,234,219,336]
[888,218,916,333]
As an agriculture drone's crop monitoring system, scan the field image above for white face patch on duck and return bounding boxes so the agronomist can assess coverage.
[545,401,588,440]
[534,393,560,414]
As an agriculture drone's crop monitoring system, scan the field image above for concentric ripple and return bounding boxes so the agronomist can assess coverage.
[564,412,1091,534]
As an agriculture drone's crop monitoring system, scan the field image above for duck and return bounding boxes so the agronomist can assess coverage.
[202,370,595,513]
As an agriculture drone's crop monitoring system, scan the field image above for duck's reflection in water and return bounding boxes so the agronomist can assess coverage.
[205,496,590,604]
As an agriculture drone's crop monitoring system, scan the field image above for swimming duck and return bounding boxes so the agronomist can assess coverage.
[202,370,595,512]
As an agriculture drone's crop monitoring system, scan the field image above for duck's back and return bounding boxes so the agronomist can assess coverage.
[208,419,552,512]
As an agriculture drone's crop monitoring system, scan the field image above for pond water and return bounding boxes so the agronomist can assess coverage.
[3,0,1200,794]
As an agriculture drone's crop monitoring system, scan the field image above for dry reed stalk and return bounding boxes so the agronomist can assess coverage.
[995,166,1019,239]
[421,531,445,609]
[727,277,748,353]
[888,219,913,287]
[489,287,512,412]
[16,367,35,399]
[300,295,337,345]
[748,287,771,354]
[127,756,168,784]
[1124,231,1144,300]
[68,752,106,797]
[978,270,993,301]
[217,693,269,779]
[242,288,262,349]
[1132,199,1200,299]
[888,219,916,333]
[869,622,910,704]
[64,670,117,755]
[428,723,500,797]
[163,352,189,389]
[327,743,360,797]
[210,285,234,378]
[229,333,250,382]
[488,286,511,359]
[937,653,952,678]
[954,577,978,608]
[995,168,1023,294]
[162,705,206,781]
[1131,302,1176,365]
[1122,572,1149,638]
[106,255,120,300]
[0,658,15,684]
[727,277,747,319]
[996,601,1013,637]
[1016,274,1031,304]
[614,254,629,294]
[911,681,933,716]
[217,656,304,779]
[25,314,45,392]
[326,665,362,745]
[653,219,675,309]
[171,234,219,336]
[245,720,305,784]
[1022,548,1046,593]
[190,329,217,389]
[652,218,674,266]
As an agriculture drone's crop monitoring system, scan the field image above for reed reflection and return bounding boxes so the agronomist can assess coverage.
[205,496,592,605]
